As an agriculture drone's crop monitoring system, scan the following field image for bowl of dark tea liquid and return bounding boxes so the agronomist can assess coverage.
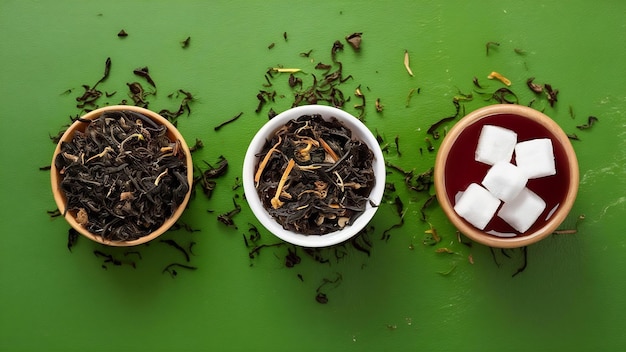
[243,105,385,247]
[434,104,579,248]
[51,105,194,246]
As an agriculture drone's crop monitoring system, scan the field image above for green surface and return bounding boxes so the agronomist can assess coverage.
[1,1,625,351]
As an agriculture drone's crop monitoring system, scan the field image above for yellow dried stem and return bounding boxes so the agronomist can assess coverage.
[487,71,511,86]
[254,135,283,186]
[85,146,114,163]
[272,68,302,73]
[319,137,339,162]
[271,158,295,209]
[154,169,169,186]
[404,50,414,77]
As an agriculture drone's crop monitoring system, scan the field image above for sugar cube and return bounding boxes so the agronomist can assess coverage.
[475,125,518,165]
[482,162,528,202]
[515,138,556,179]
[498,188,546,233]
[454,183,501,230]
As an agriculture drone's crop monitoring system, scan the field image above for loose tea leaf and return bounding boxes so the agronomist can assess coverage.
[133,66,156,88]
[196,156,228,198]
[544,83,559,107]
[375,98,383,112]
[160,239,190,262]
[345,32,362,50]
[427,100,460,138]
[55,110,189,242]
[491,87,519,104]
[254,114,376,235]
[217,198,241,228]
[526,77,543,93]
[472,76,483,89]
[576,116,598,130]
[214,112,243,131]
[117,29,128,37]
[485,41,500,56]
[181,36,191,48]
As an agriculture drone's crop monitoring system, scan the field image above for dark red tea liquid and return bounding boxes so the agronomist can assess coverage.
[444,113,570,236]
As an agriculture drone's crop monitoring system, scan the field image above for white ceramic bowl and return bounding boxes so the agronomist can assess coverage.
[243,105,385,247]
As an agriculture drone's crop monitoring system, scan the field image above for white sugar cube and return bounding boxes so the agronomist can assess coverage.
[482,162,528,202]
[475,125,518,165]
[498,188,546,233]
[515,138,556,179]
[454,183,501,230]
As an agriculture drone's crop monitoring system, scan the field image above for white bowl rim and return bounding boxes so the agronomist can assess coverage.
[242,105,386,248]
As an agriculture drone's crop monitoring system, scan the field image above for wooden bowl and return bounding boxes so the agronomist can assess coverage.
[434,104,579,248]
[50,105,193,246]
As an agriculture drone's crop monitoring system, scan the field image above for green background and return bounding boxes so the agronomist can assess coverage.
[1,1,625,351]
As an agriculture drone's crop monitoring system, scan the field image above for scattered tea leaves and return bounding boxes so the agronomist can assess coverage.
[117,29,128,37]
[315,272,343,304]
[491,87,519,104]
[285,246,302,268]
[189,139,204,153]
[217,198,241,228]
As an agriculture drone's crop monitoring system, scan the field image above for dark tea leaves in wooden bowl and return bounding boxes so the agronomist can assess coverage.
[54,109,190,242]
